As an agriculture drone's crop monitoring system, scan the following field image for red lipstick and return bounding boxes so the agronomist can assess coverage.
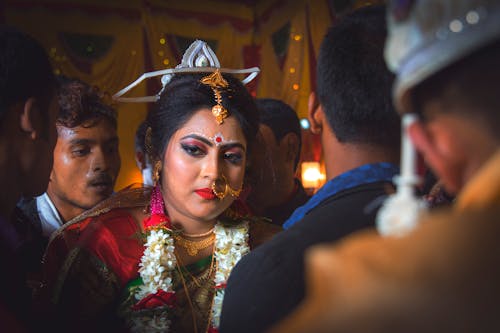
[195,188,217,200]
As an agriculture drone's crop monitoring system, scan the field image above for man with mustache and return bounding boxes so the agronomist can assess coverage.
[16,76,121,244]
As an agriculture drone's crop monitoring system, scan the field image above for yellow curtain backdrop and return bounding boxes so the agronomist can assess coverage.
[143,0,254,74]
[4,0,333,190]
[256,0,332,119]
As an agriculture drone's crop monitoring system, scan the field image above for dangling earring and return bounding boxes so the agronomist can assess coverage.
[153,160,162,186]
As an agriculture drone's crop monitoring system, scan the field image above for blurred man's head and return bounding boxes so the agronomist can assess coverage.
[46,76,120,221]
[314,5,400,148]
[134,120,153,186]
[0,26,58,206]
[308,5,400,179]
[247,98,302,210]
[385,0,500,194]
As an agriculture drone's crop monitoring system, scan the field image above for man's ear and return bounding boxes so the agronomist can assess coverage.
[407,120,447,178]
[308,92,323,135]
[282,132,299,164]
[20,97,42,140]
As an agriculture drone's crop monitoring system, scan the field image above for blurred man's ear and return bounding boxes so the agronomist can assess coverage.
[20,97,43,140]
[282,133,299,165]
[407,119,459,193]
[308,92,323,135]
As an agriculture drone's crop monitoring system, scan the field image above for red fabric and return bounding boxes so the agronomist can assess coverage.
[143,213,171,229]
[242,44,261,97]
[131,290,176,310]
[78,209,144,287]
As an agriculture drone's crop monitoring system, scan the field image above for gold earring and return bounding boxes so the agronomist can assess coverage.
[153,160,162,185]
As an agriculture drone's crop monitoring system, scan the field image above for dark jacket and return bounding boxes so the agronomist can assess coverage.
[263,179,310,227]
[219,181,393,333]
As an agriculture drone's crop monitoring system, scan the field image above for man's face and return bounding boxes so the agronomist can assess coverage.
[47,118,121,213]
[408,99,495,195]
[246,124,289,208]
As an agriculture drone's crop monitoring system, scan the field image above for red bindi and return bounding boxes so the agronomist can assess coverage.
[216,137,222,143]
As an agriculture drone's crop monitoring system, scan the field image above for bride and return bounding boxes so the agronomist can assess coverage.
[37,42,279,333]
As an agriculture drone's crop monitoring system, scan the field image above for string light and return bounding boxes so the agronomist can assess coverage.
[293,84,299,90]
[159,37,166,45]
[289,67,296,74]
[163,58,170,65]
[158,50,164,57]
[300,118,310,130]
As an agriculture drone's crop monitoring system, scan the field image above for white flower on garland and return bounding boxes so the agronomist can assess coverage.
[211,221,250,327]
[131,220,250,332]
[137,228,176,299]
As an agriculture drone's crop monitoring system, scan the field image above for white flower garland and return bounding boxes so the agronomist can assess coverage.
[137,228,177,298]
[131,221,250,332]
[211,222,250,328]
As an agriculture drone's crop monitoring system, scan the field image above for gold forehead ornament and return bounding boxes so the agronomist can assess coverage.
[200,69,229,124]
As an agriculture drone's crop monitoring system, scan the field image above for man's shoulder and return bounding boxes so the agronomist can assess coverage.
[297,181,392,229]
[227,224,306,291]
[14,196,42,236]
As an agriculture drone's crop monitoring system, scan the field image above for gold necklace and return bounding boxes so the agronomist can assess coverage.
[182,227,215,238]
[174,233,215,256]
[175,248,216,288]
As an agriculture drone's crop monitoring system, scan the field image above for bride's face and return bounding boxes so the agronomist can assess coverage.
[161,108,247,225]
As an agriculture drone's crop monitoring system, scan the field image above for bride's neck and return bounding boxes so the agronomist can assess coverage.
[171,217,217,235]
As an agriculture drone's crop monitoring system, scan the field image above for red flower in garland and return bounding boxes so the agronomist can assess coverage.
[132,289,176,310]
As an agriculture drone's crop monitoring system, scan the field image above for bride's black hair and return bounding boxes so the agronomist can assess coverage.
[147,72,259,161]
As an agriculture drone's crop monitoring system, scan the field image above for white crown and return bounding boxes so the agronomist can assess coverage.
[113,40,259,103]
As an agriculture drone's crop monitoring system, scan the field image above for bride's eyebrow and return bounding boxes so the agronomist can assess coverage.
[220,143,245,152]
[180,134,212,146]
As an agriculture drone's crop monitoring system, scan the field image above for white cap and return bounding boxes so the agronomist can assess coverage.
[385,0,500,113]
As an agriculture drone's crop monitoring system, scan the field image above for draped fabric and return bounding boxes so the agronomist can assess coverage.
[37,184,281,332]
[4,0,337,188]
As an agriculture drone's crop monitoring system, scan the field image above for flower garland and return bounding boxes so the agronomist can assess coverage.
[130,186,250,332]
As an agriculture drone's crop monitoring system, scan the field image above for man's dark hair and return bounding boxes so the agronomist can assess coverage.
[135,120,149,152]
[0,26,55,124]
[56,75,117,129]
[412,38,500,140]
[316,5,400,147]
[256,98,302,170]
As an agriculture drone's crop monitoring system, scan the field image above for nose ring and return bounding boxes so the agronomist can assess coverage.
[211,175,242,199]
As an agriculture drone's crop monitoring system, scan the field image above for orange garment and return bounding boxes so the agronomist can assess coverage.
[270,150,500,333]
